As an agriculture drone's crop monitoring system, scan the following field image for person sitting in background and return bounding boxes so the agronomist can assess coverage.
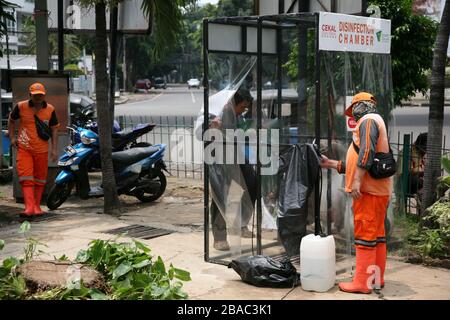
[397,132,427,196]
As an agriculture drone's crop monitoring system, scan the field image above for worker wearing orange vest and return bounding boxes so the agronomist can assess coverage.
[320,92,393,294]
[8,83,60,217]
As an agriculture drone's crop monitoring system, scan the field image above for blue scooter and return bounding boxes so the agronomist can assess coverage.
[71,121,156,171]
[47,126,168,210]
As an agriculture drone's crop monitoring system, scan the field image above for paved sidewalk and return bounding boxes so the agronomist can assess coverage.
[1,177,450,300]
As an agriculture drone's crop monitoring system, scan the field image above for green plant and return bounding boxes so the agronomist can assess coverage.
[415,229,448,258]
[76,239,191,300]
[408,200,450,259]
[64,64,85,77]
[441,155,450,186]
[0,254,27,299]
[436,155,450,198]
[18,221,47,262]
[30,281,109,300]
[0,223,191,300]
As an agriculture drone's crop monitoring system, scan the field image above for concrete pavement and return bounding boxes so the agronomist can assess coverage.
[1,177,450,300]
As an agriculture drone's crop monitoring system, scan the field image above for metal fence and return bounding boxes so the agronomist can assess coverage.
[115,115,204,179]
[114,114,450,215]
[389,132,449,216]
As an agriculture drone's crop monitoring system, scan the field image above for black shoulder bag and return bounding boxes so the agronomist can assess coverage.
[353,142,397,179]
[34,115,52,141]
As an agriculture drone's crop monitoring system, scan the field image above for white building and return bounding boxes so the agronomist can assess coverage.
[1,0,34,55]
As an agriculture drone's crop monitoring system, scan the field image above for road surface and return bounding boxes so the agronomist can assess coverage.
[116,86,203,117]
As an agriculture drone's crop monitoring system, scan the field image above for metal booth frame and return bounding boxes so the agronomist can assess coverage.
[202,12,392,266]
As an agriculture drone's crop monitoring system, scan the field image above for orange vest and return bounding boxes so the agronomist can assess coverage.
[17,100,56,154]
[345,113,393,196]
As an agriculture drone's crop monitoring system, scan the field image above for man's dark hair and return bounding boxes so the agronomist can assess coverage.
[414,132,428,155]
[234,89,253,105]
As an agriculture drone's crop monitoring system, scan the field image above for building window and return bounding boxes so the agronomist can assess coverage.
[4,10,17,31]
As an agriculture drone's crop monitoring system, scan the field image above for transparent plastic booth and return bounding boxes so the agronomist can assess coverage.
[201,12,396,280]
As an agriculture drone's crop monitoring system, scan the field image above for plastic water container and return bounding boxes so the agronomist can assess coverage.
[300,234,336,292]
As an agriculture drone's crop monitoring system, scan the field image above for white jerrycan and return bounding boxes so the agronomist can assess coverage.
[300,234,336,292]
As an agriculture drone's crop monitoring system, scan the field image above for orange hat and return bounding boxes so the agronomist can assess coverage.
[29,82,46,95]
[345,92,376,117]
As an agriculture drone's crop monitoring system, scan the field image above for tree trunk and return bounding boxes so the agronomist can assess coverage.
[16,260,105,293]
[421,0,450,220]
[109,5,118,128]
[95,1,121,215]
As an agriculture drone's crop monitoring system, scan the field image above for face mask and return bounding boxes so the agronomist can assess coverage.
[352,101,377,121]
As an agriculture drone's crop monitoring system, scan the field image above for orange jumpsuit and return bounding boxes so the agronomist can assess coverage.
[9,100,60,186]
[337,112,393,292]
[343,113,392,247]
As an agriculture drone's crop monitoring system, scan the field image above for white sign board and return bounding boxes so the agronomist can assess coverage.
[47,0,150,33]
[319,12,391,54]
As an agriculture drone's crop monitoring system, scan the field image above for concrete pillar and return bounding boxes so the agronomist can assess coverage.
[35,0,50,71]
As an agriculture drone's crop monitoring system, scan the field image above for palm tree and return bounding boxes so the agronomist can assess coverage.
[421,0,450,220]
[78,0,193,214]
[19,17,81,64]
[94,0,121,215]
[141,0,194,61]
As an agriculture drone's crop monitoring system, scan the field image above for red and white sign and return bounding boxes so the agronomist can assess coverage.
[345,95,356,131]
[347,117,357,131]
[319,12,391,54]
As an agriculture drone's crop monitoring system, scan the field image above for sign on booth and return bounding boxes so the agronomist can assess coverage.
[319,12,391,54]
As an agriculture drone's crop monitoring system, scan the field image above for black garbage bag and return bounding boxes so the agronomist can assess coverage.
[228,255,300,288]
[277,143,320,257]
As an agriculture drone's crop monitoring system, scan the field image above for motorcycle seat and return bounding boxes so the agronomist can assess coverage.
[112,128,134,140]
[112,146,159,168]
[112,124,156,140]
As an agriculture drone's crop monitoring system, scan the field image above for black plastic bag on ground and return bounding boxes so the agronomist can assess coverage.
[228,255,300,288]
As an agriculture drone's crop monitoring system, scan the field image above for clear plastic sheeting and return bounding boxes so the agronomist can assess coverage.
[199,54,261,260]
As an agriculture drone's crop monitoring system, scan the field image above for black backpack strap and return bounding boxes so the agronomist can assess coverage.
[353,140,393,155]
[352,141,359,153]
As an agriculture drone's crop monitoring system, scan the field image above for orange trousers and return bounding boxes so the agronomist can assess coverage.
[17,148,48,186]
[352,193,389,248]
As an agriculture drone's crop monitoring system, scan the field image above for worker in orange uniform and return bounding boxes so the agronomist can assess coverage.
[8,82,60,217]
[320,92,392,293]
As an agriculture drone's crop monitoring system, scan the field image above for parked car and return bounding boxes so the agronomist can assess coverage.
[134,79,152,92]
[153,77,167,89]
[187,78,201,89]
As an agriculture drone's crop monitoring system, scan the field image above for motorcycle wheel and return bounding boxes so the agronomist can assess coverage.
[135,170,166,203]
[47,182,73,210]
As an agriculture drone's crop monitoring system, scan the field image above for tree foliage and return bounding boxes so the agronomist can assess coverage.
[19,18,81,64]
[369,0,438,105]
[0,0,18,57]
[283,0,438,106]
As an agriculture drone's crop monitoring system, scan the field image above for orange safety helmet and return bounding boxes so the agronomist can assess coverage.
[29,82,46,95]
[345,92,376,117]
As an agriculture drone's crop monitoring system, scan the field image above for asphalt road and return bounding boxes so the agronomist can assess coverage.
[115,86,203,117]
